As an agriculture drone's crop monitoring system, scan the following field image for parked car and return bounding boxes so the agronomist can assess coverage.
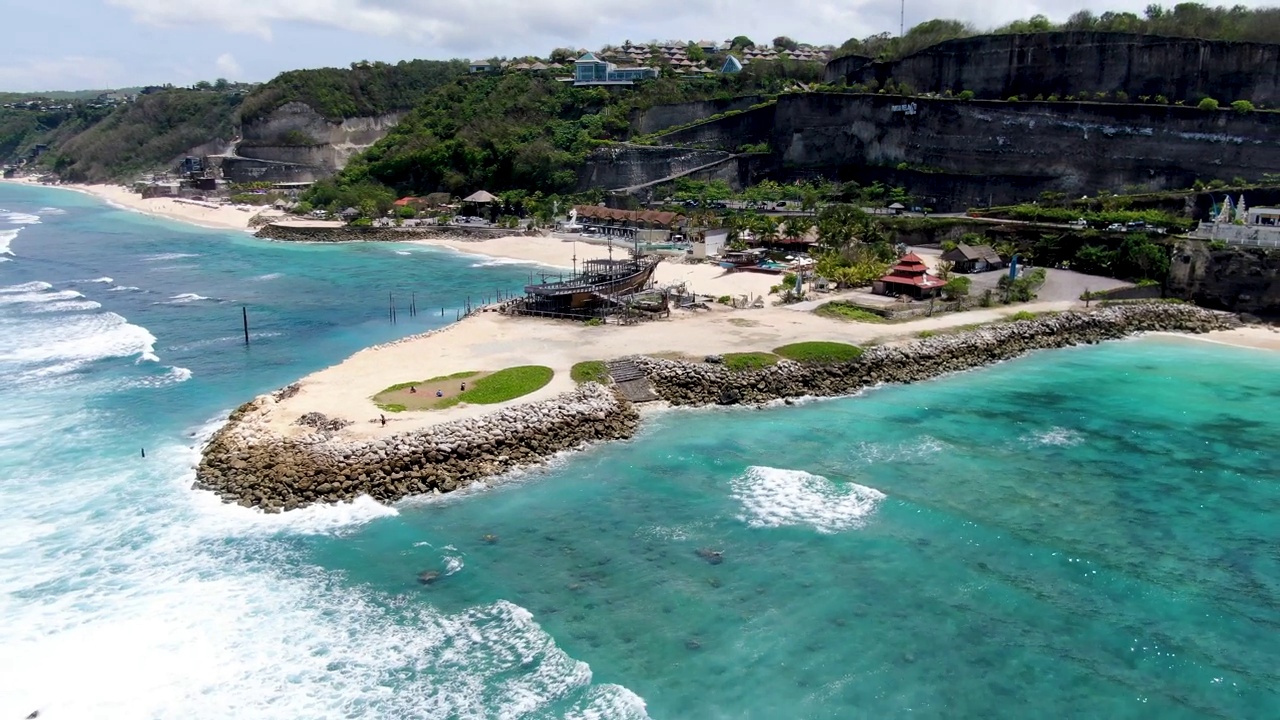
[1105,223,1125,232]
[709,201,727,209]
[775,201,788,208]
[1068,218,1088,228]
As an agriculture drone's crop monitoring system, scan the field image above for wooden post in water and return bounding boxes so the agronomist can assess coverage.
[242,307,250,346]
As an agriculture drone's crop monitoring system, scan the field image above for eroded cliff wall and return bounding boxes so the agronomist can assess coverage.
[576,145,733,192]
[770,93,1280,210]
[230,101,403,181]
[630,95,769,136]
[1168,241,1280,316]
[826,32,1280,105]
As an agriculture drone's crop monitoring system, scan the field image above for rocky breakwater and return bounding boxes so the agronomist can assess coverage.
[255,224,524,242]
[195,383,638,512]
[635,304,1238,406]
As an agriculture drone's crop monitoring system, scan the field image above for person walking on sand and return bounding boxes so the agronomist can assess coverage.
[380,414,386,426]
[460,381,467,392]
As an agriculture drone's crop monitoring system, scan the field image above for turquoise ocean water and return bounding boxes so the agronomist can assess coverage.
[1,182,1277,719]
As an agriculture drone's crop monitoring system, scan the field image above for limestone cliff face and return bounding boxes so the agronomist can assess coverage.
[1168,241,1280,316]
[576,145,734,192]
[629,95,769,136]
[826,32,1280,105]
[225,102,403,183]
[768,93,1280,210]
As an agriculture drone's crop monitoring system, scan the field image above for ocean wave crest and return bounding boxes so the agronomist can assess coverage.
[0,228,20,256]
[1,209,41,225]
[731,466,885,534]
[142,252,200,262]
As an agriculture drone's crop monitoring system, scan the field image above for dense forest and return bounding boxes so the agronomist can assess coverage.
[307,62,821,208]
[47,90,242,182]
[237,60,470,122]
[837,3,1280,60]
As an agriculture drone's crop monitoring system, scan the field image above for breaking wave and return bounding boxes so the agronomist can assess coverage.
[731,466,886,534]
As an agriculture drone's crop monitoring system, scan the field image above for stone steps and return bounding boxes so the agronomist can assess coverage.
[607,359,661,403]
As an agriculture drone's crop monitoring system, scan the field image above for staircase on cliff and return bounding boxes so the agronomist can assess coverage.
[606,359,661,403]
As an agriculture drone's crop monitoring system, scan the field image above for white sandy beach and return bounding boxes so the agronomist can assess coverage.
[0,177,283,231]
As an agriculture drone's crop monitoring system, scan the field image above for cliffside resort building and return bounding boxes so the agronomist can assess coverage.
[574,52,659,85]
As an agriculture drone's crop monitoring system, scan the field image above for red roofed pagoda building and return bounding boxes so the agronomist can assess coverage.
[874,252,945,299]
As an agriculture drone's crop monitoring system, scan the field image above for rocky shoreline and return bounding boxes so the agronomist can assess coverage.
[254,223,530,242]
[637,303,1239,406]
[194,303,1238,512]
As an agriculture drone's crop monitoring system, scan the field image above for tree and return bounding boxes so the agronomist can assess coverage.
[731,35,755,50]
[1198,97,1220,110]
[550,48,576,63]
[816,204,869,250]
[773,36,799,51]
[935,260,955,281]
[942,276,971,299]
[686,43,706,63]
[1231,100,1255,113]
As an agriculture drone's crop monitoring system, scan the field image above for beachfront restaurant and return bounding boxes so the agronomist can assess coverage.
[572,206,685,243]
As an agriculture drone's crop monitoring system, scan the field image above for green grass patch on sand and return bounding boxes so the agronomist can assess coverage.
[571,360,609,385]
[445,365,554,407]
[373,370,486,412]
[773,341,864,363]
[1003,310,1060,322]
[815,302,887,323]
[722,352,779,372]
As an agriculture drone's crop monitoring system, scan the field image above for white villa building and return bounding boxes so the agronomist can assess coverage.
[573,52,658,86]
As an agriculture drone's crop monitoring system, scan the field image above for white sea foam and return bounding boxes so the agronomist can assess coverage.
[0,281,53,293]
[0,228,19,256]
[108,285,141,292]
[731,466,886,534]
[166,293,214,304]
[470,256,538,267]
[253,272,283,281]
[0,302,159,374]
[849,435,949,465]
[394,250,411,255]
[85,276,115,284]
[143,252,200,262]
[36,206,67,215]
[1029,427,1085,447]
[1,209,41,224]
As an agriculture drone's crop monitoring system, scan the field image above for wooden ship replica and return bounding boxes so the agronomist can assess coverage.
[511,241,663,320]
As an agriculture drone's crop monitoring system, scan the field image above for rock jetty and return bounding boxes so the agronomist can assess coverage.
[636,303,1238,406]
[194,302,1236,512]
[195,383,638,512]
[254,224,528,242]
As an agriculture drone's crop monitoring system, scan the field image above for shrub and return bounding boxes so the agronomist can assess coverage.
[773,341,864,363]
[570,360,609,384]
[1046,94,1059,101]
[1231,100,1255,114]
[1208,240,1228,251]
[1007,96,1019,102]
[1154,94,1169,104]
[917,330,937,338]
[1198,97,1220,111]
[722,352,779,371]
[957,90,975,101]
[942,276,971,299]
[1006,310,1038,322]
[583,317,603,326]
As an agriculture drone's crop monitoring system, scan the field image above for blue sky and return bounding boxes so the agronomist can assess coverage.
[1,1,1274,92]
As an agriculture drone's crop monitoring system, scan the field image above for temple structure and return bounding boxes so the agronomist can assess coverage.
[874,252,945,298]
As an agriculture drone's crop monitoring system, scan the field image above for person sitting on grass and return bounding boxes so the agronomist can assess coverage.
[409,385,417,394]
[436,389,443,397]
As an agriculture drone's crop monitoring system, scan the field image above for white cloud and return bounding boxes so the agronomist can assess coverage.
[0,56,125,92]
[214,53,242,78]
[102,0,1280,61]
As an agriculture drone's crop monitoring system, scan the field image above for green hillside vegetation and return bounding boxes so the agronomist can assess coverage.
[308,63,820,207]
[46,89,242,182]
[238,59,470,123]
[0,104,116,165]
[838,4,1280,60]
